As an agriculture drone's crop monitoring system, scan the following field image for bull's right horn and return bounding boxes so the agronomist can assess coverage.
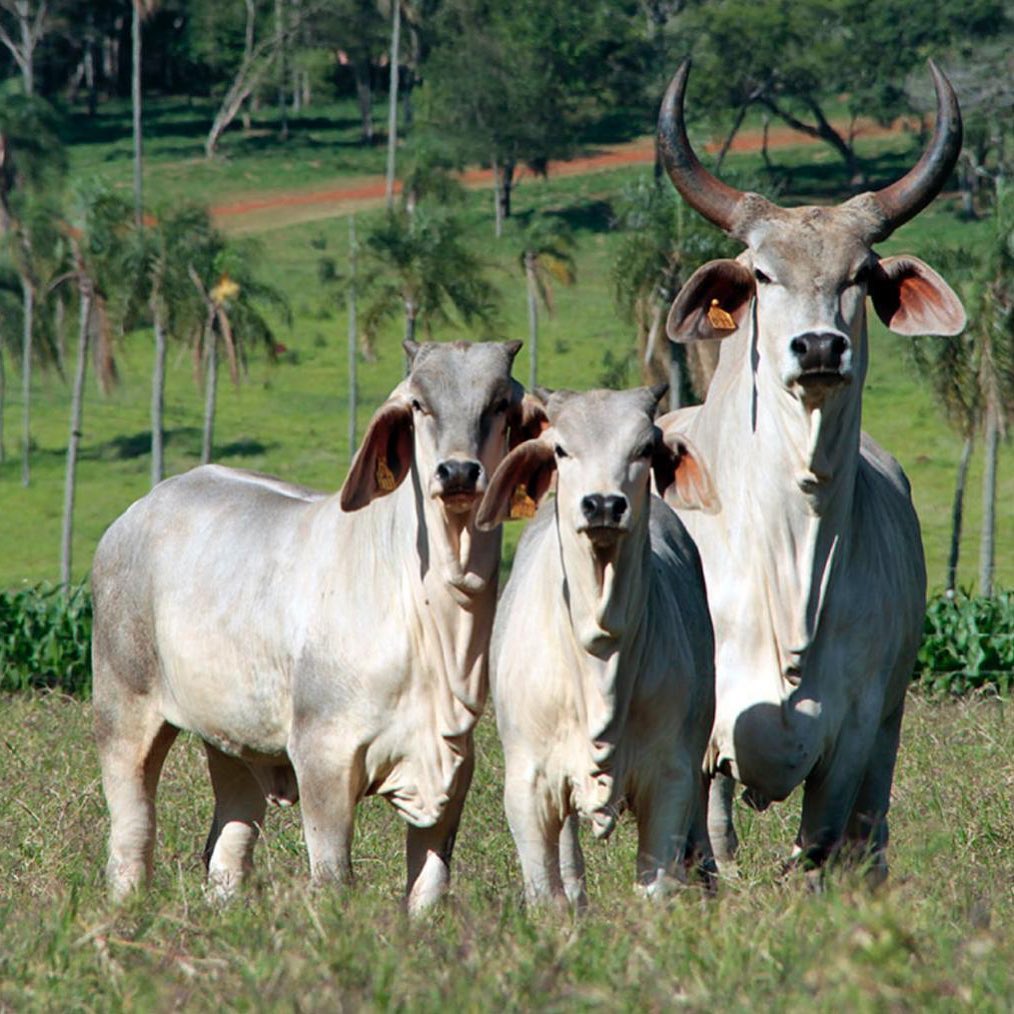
[657,59,747,234]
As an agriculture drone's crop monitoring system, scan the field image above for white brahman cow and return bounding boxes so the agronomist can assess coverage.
[655,60,966,882]
[476,385,718,905]
[92,339,532,913]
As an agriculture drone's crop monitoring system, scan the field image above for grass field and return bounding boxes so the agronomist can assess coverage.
[0,690,1010,1009]
[1,136,1010,592]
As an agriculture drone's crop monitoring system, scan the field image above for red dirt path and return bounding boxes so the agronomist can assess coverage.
[211,119,905,230]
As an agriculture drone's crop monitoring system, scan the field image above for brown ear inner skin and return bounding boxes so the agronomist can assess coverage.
[668,260,755,343]
[340,402,414,511]
[870,256,966,336]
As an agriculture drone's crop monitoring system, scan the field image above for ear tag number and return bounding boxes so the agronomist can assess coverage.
[376,458,397,492]
[707,299,736,330]
[509,485,537,520]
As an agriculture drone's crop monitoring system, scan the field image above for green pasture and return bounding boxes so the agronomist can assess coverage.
[0,691,1009,1009]
[1,120,1010,592]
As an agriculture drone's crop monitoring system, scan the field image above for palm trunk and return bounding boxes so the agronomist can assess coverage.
[945,433,974,595]
[403,300,416,373]
[201,325,218,465]
[21,278,34,487]
[354,63,373,143]
[61,288,92,588]
[979,403,999,597]
[524,254,539,391]
[348,215,358,456]
[150,306,167,486]
[132,0,143,226]
[384,0,401,208]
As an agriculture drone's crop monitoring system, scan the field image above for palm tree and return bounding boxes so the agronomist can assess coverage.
[612,177,735,410]
[515,214,575,391]
[188,235,289,464]
[0,258,21,464]
[60,186,132,586]
[360,206,500,357]
[382,0,402,208]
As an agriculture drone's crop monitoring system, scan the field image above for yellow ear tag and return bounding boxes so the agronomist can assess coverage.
[376,458,397,492]
[706,299,736,330]
[509,485,537,520]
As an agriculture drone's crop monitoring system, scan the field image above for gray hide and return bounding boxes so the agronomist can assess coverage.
[656,60,966,881]
[92,339,526,913]
[477,387,717,905]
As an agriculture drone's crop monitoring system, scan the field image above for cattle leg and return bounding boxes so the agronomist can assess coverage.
[844,705,904,886]
[559,813,587,910]
[503,766,566,907]
[291,735,364,888]
[202,744,267,901]
[707,771,739,875]
[96,714,178,901]
[404,749,474,916]
[635,773,694,900]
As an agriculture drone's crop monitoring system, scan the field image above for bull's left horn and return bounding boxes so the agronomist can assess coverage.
[870,60,962,240]
[657,59,746,234]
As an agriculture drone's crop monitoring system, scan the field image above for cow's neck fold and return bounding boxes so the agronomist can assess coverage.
[555,504,650,830]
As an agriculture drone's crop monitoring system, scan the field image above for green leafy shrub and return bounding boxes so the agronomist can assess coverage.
[914,590,1013,696]
[0,584,92,696]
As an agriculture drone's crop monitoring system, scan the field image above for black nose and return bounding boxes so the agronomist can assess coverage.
[436,459,481,492]
[580,493,628,525]
[790,331,848,372]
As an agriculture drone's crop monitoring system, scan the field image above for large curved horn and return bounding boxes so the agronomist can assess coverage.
[870,61,962,239]
[657,59,746,234]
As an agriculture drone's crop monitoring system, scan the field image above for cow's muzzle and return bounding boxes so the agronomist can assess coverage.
[576,493,629,546]
[434,458,483,513]
[789,330,851,385]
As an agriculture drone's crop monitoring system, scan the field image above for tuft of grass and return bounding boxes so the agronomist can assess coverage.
[0,692,1010,1008]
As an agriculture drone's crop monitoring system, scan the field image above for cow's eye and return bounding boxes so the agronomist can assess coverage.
[493,398,510,414]
[411,398,428,415]
[554,444,569,460]
[634,441,654,460]
[851,265,870,287]
[754,268,772,284]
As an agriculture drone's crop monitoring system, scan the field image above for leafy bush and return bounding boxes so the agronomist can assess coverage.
[0,584,92,696]
[914,590,1013,696]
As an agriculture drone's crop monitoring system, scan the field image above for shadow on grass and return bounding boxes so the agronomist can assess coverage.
[514,200,616,237]
[80,429,273,463]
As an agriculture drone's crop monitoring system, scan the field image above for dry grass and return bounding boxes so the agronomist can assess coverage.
[0,691,1011,1010]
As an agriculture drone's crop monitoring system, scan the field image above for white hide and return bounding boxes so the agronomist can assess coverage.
[480,388,716,905]
[92,340,524,913]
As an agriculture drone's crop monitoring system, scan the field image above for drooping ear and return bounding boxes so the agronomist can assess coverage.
[652,422,719,514]
[869,255,966,336]
[476,438,557,530]
[507,387,550,449]
[667,259,755,343]
[340,399,414,511]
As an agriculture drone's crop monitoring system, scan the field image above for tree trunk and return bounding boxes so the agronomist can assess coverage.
[347,215,358,457]
[979,403,999,597]
[201,324,218,464]
[501,159,515,221]
[21,278,33,487]
[762,95,864,186]
[0,340,6,464]
[275,0,288,140]
[945,433,974,595]
[61,287,91,588]
[354,64,373,144]
[384,0,401,208]
[524,254,539,391]
[150,305,167,486]
[132,0,143,226]
[403,299,416,373]
[492,154,503,238]
[713,101,750,175]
